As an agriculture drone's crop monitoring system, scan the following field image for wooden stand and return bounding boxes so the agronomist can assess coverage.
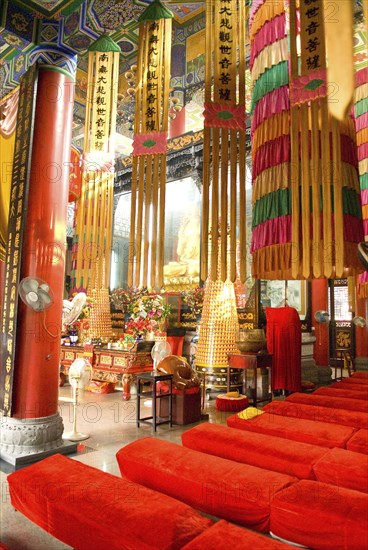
[227,353,273,405]
[158,389,201,425]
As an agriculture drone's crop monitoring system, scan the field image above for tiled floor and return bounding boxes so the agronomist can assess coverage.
[0,386,231,550]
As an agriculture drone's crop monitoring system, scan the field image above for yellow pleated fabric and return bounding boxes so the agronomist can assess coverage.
[0,132,15,261]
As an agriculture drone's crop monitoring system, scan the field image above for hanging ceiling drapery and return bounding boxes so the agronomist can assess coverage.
[251,0,363,280]
[73,35,120,290]
[250,0,290,280]
[354,7,368,297]
[127,0,173,290]
[201,0,247,283]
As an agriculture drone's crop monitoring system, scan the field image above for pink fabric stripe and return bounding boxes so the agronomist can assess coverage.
[340,134,359,167]
[343,215,364,243]
[356,68,368,87]
[252,86,290,132]
[252,127,357,169]
[355,113,368,132]
[252,134,290,180]
[361,188,368,206]
[364,219,368,235]
[251,215,292,252]
[250,0,265,25]
[251,14,287,67]
[358,142,368,162]
[360,271,368,284]
[251,214,363,253]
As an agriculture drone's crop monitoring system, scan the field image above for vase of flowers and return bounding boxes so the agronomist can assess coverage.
[125,293,171,339]
[110,286,147,313]
[181,286,205,321]
[69,292,94,344]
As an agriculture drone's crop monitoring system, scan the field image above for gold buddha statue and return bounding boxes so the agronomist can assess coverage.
[164,209,200,279]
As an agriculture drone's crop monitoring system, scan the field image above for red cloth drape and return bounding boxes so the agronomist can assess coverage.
[266,306,301,392]
[167,336,184,356]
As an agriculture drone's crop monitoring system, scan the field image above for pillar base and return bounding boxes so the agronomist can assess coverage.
[0,413,77,466]
[317,366,332,385]
[355,357,368,372]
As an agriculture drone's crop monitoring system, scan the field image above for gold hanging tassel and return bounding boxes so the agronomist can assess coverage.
[299,0,327,279]
[128,0,173,290]
[202,0,247,283]
[323,0,354,121]
[73,35,120,290]
[289,0,301,279]
[288,0,362,279]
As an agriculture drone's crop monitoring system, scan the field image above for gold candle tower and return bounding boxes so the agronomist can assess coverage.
[196,230,239,372]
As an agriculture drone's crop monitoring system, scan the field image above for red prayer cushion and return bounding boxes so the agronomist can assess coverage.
[262,400,368,429]
[314,387,368,401]
[330,381,368,394]
[347,429,368,455]
[8,454,212,550]
[285,392,368,413]
[312,447,368,493]
[341,377,368,385]
[116,437,297,533]
[351,372,368,379]
[270,480,368,550]
[215,394,249,412]
[182,520,301,550]
[182,422,327,480]
[226,412,356,448]
[157,382,200,395]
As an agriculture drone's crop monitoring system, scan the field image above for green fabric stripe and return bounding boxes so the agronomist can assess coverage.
[252,186,361,227]
[251,61,289,112]
[252,188,291,227]
[139,0,173,21]
[341,187,362,218]
[355,97,368,117]
[360,172,368,189]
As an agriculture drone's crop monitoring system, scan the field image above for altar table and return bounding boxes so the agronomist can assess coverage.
[60,345,153,400]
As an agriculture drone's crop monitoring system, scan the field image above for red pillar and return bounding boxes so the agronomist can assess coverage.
[355,292,368,361]
[312,279,329,366]
[169,107,185,139]
[12,68,74,419]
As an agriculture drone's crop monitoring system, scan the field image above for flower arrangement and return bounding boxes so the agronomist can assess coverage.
[181,286,205,316]
[67,292,95,333]
[124,317,158,337]
[125,293,171,337]
[110,286,147,312]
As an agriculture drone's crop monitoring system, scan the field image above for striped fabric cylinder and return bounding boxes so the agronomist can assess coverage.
[355,67,368,297]
[250,0,291,279]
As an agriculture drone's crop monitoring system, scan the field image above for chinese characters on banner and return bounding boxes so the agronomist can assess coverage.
[202,0,246,283]
[73,37,120,290]
[128,1,173,289]
[0,65,38,415]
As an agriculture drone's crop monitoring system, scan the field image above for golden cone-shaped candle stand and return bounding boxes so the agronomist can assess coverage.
[195,232,240,398]
[86,258,113,343]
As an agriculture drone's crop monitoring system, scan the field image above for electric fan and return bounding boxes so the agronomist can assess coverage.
[314,310,330,324]
[62,292,87,328]
[358,242,368,270]
[19,277,54,311]
[353,316,367,328]
[151,341,172,370]
[63,358,92,441]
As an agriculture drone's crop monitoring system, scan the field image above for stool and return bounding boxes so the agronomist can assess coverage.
[216,394,249,412]
[136,372,173,431]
